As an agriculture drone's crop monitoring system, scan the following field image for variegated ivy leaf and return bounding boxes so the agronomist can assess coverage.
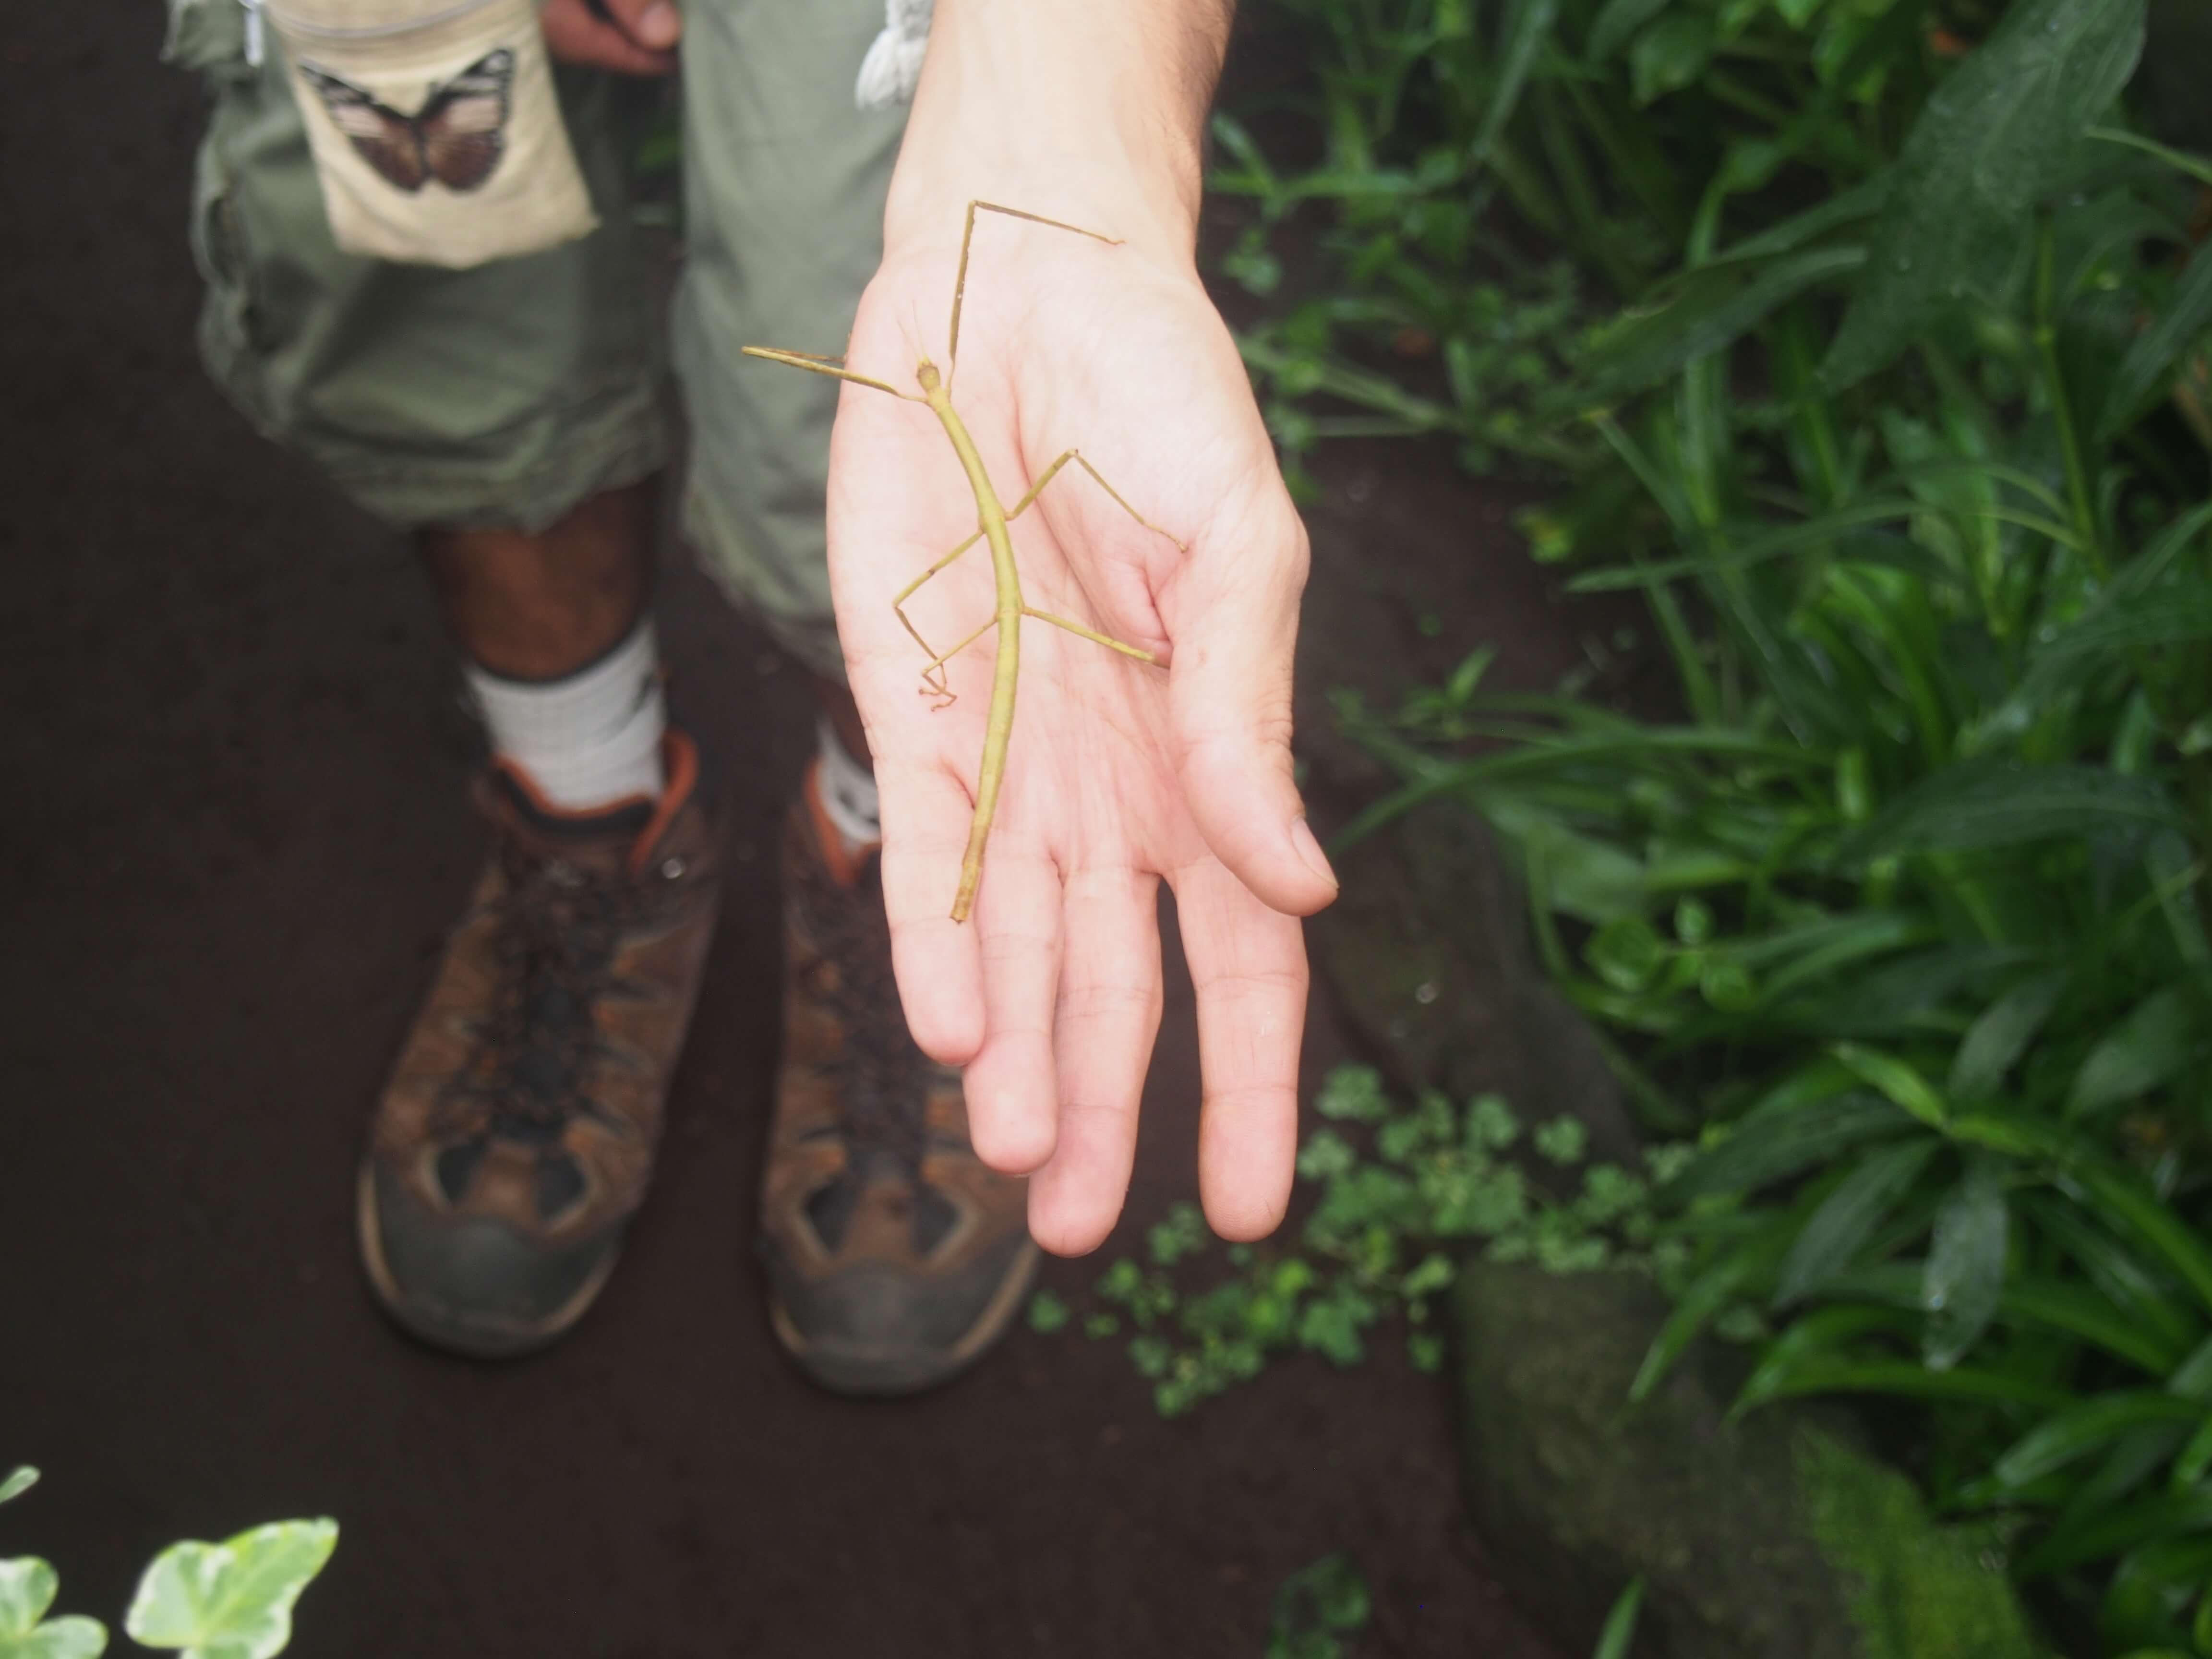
[0,1557,107,1659]
[123,1521,336,1659]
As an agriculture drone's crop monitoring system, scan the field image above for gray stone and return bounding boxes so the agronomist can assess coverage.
[1452,1264,2046,1659]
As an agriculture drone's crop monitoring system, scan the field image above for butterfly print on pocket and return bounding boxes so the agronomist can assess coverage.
[298,48,515,194]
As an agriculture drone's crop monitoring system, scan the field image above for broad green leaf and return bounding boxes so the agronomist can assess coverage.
[1992,1392,2207,1490]
[2065,1165,2212,1320]
[1828,1042,1948,1127]
[2100,246,2212,437]
[1587,0,1669,61]
[1593,1577,1646,1659]
[1950,972,2066,1100]
[1775,1137,1941,1307]
[1663,1096,1911,1202]
[1823,0,2149,388]
[0,1473,33,1508]
[2068,986,2200,1118]
[1924,1162,2008,1370]
[1630,12,1714,106]
[1840,761,2185,861]
[124,1521,337,1659]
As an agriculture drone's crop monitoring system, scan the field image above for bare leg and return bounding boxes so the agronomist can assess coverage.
[420,478,658,679]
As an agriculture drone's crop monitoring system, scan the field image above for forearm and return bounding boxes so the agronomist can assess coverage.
[885,0,1235,264]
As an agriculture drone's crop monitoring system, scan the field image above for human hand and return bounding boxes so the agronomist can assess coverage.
[539,0,679,75]
[825,207,1336,1256]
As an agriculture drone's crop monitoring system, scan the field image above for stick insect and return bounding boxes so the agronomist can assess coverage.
[743,201,1184,924]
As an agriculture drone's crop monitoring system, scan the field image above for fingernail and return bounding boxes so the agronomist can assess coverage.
[1289,818,1338,890]
[638,2,680,46]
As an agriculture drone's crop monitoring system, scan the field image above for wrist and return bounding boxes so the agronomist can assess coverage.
[882,0,1227,269]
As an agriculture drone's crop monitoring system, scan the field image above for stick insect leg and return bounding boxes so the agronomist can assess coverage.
[888,453,1077,690]
[916,616,1001,709]
[1021,608,1158,664]
[893,529,986,696]
[739,346,921,402]
[946,203,1122,386]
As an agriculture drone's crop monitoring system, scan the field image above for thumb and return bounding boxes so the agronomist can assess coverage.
[595,0,681,49]
[1166,511,1338,918]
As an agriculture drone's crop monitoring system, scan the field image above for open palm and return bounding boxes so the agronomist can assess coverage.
[817,212,1334,1255]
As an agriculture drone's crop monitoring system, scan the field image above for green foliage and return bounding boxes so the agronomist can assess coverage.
[1030,1071,1684,1417]
[1796,1431,2045,1658]
[1593,1576,1647,1659]
[0,1470,333,1659]
[1266,1555,1370,1659]
[1221,0,2212,1647]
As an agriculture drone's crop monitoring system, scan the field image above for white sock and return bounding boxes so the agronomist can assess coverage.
[467,621,668,811]
[816,716,881,851]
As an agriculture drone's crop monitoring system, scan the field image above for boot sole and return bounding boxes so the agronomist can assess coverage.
[769,1239,1041,1397]
[355,1160,619,1361]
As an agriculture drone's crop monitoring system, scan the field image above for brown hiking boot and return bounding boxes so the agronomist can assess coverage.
[759,762,1038,1395]
[358,730,721,1358]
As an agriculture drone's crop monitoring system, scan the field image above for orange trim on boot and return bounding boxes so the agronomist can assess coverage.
[627,730,700,877]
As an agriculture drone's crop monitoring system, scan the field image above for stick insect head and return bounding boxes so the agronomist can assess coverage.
[914,356,942,395]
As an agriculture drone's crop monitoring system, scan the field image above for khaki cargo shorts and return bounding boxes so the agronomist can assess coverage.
[162,0,906,679]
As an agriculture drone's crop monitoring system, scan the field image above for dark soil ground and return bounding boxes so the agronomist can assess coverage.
[0,10,1618,1657]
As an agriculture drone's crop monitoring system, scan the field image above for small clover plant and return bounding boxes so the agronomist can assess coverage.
[1034,1066,1689,1417]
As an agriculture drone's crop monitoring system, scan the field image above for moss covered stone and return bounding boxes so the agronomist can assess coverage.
[1452,1264,2044,1659]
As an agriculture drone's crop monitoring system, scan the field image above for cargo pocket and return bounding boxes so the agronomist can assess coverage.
[162,0,258,88]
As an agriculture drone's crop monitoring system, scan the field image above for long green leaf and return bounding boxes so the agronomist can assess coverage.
[1740,1357,2072,1414]
[2066,1164,2212,1319]
[1592,1576,1646,1659]
[1579,247,1867,400]
[1924,1160,2008,1370]
[1992,1392,2208,1491]
[1950,972,2067,1100]
[1775,1138,1942,1307]
[1631,1225,1791,1402]
[1663,1096,1912,1203]
[2068,986,2201,1118]
[2100,247,2212,437]
[1471,0,1562,173]
[1839,761,2185,861]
